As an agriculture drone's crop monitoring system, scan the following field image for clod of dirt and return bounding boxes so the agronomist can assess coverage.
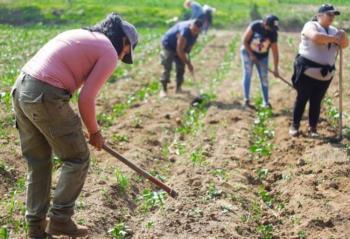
[307,218,335,228]
[231,116,242,122]
[146,139,161,146]
[175,117,182,125]
[209,119,219,124]
[297,159,307,167]
[243,172,261,185]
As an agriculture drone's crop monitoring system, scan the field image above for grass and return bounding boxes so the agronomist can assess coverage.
[2,0,350,30]
[0,177,27,236]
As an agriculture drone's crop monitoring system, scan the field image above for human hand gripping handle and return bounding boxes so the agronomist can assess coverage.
[88,130,105,150]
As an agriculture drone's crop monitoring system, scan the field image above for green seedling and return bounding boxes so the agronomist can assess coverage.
[138,189,166,213]
[0,226,9,239]
[211,168,228,182]
[112,134,129,143]
[114,169,129,192]
[256,168,269,180]
[258,186,274,208]
[257,224,273,239]
[206,183,222,200]
[109,223,127,239]
[190,148,206,166]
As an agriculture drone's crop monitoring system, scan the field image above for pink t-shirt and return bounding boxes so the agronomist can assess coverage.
[22,29,118,134]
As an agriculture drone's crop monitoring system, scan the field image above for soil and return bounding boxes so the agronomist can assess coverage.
[2,31,350,239]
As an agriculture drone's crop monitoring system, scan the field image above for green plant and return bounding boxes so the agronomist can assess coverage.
[145,221,154,229]
[324,96,339,127]
[206,183,222,200]
[249,97,274,158]
[112,134,129,143]
[258,186,274,208]
[257,224,273,239]
[109,223,127,239]
[97,113,114,127]
[53,155,62,171]
[0,226,9,239]
[138,189,166,213]
[161,143,170,159]
[256,168,269,180]
[298,230,307,239]
[190,148,206,166]
[114,169,129,192]
[211,168,228,182]
[150,171,166,182]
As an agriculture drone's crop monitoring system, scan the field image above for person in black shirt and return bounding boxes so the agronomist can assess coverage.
[240,15,280,108]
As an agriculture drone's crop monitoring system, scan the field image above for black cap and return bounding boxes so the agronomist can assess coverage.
[318,4,340,15]
[264,15,279,31]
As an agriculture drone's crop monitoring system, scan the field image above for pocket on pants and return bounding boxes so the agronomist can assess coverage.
[50,115,89,161]
[19,91,49,123]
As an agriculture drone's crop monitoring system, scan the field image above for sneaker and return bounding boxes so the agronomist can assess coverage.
[159,90,167,98]
[263,103,272,109]
[289,125,299,137]
[243,99,250,107]
[308,127,319,138]
[46,218,88,237]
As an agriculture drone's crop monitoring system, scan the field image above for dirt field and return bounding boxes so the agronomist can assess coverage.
[1,29,350,239]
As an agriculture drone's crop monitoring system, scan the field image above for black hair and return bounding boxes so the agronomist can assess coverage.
[193,19,203,28]
[311,15,318,21]
[83,13,129,55]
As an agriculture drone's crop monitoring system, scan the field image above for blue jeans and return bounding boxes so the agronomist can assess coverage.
[240,48,269,105]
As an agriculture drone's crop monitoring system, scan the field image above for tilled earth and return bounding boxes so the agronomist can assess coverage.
[1,31,350,239]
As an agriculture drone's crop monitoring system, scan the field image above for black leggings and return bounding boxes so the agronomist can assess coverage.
[292,74,331,128]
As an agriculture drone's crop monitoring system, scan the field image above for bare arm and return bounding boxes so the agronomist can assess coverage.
[177,35,193,72]
[270,42,279,75]
[242,26,255,58]
[303,24,338,45]
[337,30,349,49]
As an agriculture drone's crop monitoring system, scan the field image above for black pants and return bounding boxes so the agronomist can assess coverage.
[292,74,332,128]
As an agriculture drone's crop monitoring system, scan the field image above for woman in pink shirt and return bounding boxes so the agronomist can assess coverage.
[11,13,138,238]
